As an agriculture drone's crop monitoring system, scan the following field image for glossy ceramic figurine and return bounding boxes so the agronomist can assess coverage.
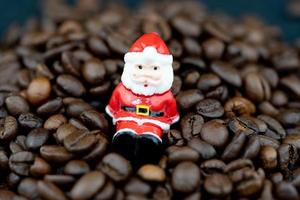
[106,32,179,161]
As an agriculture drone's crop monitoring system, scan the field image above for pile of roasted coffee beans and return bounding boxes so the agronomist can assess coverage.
[1,0,300,199]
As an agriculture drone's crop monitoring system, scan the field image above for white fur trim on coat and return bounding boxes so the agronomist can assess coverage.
[105,106,114,118]
[124,46,173,65]
[113,128,137,140]
[171,115,180,124]
[115,117,170,131]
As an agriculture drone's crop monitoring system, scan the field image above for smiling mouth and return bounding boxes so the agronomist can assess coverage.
[144,84,148,87]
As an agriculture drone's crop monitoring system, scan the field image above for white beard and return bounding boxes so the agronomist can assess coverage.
[121,62,174,96]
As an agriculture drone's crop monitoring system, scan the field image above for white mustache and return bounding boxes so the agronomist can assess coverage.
[133,78,159,85]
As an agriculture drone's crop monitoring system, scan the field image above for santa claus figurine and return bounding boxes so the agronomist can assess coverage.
[105,32,179,161]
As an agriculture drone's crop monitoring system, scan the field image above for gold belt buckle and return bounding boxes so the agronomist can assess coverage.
[136,105,150,116]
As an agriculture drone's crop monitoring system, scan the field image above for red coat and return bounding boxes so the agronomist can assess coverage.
[106,83,179,131]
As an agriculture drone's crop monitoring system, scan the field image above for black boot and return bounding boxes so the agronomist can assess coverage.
[112,131,137,160]
[136,133,162,164]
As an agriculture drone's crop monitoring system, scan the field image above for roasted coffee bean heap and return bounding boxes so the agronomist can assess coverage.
[1,0,300,199]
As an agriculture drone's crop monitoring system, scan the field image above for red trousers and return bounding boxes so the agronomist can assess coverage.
[116,120,163,139]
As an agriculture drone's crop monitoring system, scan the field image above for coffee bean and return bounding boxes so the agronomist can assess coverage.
[83,134,108,161]
[89,81,111,96]
[94,180,115,200]
[278,109,300,127]
[258,135,280,149]
[18,113,43,129]
[258,101,279,117]
[204,173,232,197]
[183,37,201,56]
[138,164,166,182]
[176,89,204,110]
[227,116,259,135]
[233,168,265,197]
[106,32,131,55]
[224,96,256,117]
[172,161,201,193]
[258,115,286,139]
[63,130,97,153]
[40,145,73,163]
[183,70,200,87]
[82,58,106,85]
[197,73,221,92]
[182,57,206,70]
[211,61,241,87]
[260,67,279,88]
[5,95,29,116]
[224,159,254,173]
[167,129,184,146]
[171,16,201,37]
[17,69,31,88]
[259,180,274,199]
[9,151,34,176]
[124,178,151,196]
[200,119,229,148]
[271,90,288,107]
[65,99,92,118]
[55,123,77,143]
[0,116,18,140]
[284,133,300,147]
[37,180,67,200]
[35,63,54,80]
[171,76,182,96]
[180,113,203,140]
[0,189,20,200]
[188,138,216,160]
[142,13,171,41]
[70,171,106,200]
[275,182,299,200]
[203,20,232,42]
[44,114,67,130]
[80,109,108,132]
[0,150,8,171]
[260,146,277,170]
[26,128,49,150]
[196,98,224,118]
[280,75,300,98]
[202,38,225,59]
[242,135,261,159]
[167,146,199,164]
[56,74,86,97]
[30,156,51,177]
[7,172,21,188]
[64,160,90,175]
[98,153,132,182]
[17,178,39,199]
[27,77,51,105]
[244,72,271,102]
[278,144,298,173]
[61,51,80,76]
[37,97,63,116]
[88,36,110,56]
[44,174,75,188]
[222,132,246,161]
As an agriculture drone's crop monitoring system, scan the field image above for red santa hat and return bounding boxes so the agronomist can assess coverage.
[124,32,173,65]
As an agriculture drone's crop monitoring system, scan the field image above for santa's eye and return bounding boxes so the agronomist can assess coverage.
[153,66,158,70]
[138,65,143,69]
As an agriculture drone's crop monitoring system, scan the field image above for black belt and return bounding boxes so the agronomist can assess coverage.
[122,106,164,117]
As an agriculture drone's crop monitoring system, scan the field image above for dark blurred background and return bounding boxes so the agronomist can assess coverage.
[0,0,300,42]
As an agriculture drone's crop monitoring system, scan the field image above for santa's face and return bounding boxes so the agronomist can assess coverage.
[132,64,163,87]
[121,58,173,96]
